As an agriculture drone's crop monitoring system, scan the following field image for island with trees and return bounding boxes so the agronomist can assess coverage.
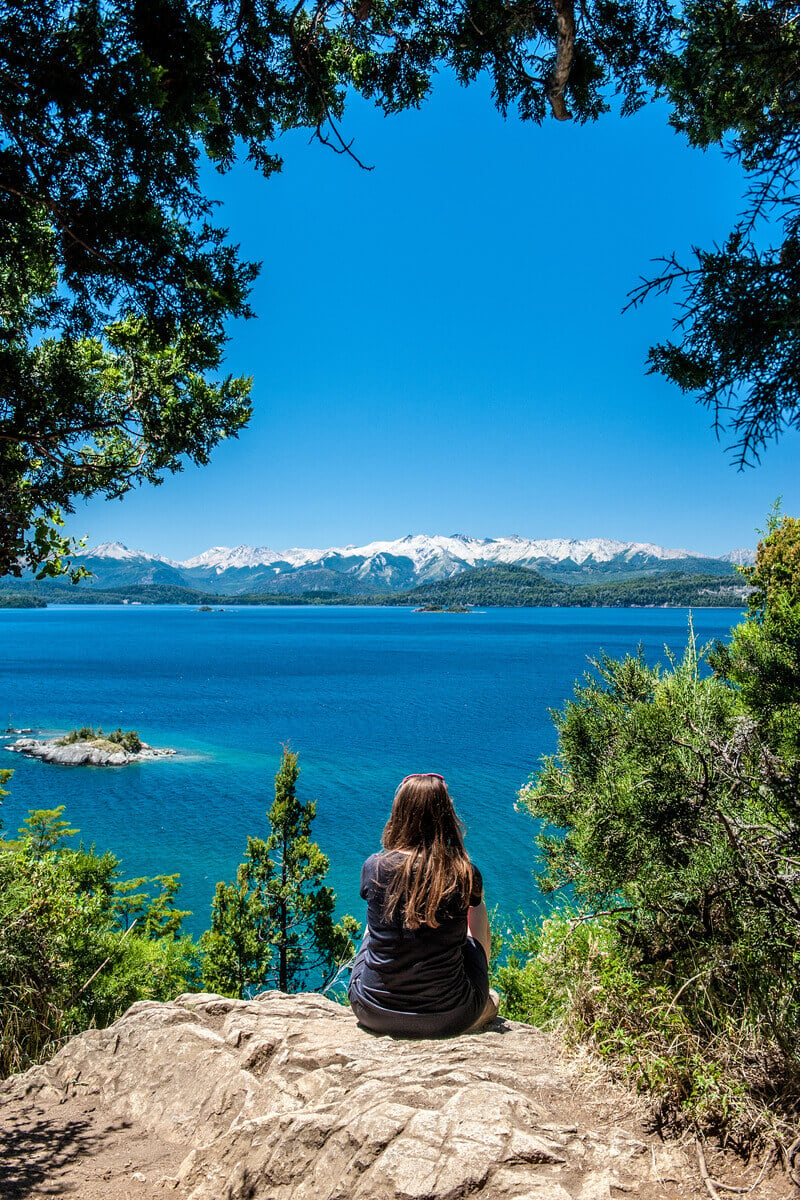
[7,727,175,766]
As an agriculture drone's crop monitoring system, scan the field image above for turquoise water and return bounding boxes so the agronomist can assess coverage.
[0,605,739,936]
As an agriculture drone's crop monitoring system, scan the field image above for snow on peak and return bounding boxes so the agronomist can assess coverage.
[82,542,171,563]
[179,545,280,571]
[80,532,728,577]
[721,548,756,565]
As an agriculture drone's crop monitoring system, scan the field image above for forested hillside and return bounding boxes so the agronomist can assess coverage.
[1,566,750,608]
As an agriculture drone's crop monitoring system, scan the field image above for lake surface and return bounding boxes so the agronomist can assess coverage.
[0,605,740,936]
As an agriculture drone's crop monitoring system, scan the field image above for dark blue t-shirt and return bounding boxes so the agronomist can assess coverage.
[351,850,484,1014]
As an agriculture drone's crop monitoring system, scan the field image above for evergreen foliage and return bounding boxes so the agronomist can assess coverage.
[0,799,197,1079]
[0,594,46,608]
[58,726,143,753]
[630,0,800,464]
[201,865,275,1000]
[201,747,358,998]
[397,567,749,608]
[501,514,800,1146]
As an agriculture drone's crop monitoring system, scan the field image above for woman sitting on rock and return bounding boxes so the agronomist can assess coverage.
[348,773,499,1037]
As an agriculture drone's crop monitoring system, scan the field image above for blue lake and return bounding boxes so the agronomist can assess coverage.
[0,605,739,936]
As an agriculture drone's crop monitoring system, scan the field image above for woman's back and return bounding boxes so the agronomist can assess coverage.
[347,774,496,1038]
[354,850,483,1014]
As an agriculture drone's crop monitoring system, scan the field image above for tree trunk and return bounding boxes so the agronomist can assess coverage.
[279,833,288,992]
[546,0,575,121]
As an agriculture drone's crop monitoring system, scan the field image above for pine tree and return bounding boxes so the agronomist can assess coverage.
[200,747,358,998]
[200,868,273,1001]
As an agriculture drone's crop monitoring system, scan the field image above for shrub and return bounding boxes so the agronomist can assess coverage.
[106,728,142,753]
[510,515,800,1151]
[0,804,197,1077]
[57,726,142,752]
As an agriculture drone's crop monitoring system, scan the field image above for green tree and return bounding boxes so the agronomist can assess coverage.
[16,805,77,857]
[201,746,358,997]
[506,521,800,1141]
[200,866,274,999]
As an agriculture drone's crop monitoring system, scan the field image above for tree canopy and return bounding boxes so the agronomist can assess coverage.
[630,0,800,466]
[1,0,796,576]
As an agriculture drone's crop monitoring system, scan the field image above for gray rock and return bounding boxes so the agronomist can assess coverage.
[0,991,699,1200]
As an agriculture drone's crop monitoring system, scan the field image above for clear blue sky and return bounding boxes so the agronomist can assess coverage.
[67,74,799,559]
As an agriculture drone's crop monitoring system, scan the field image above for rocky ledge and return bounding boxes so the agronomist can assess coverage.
[6,736,175,766]
[0,991,702,1200]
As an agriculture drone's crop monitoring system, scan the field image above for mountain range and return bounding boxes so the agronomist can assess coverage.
[32,534,754,596]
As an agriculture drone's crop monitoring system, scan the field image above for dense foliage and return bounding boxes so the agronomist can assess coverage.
[397,567,750,608]
[0,798,198,1078]
[499,514,800,1147]
[0,594,45,608]
[0,745,359,1074]
[201,747,358,997]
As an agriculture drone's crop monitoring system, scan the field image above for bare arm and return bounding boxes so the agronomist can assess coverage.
[467,898,491,965]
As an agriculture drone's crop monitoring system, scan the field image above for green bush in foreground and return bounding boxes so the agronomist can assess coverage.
[0,802,198,1078]
[502,514,800,1151]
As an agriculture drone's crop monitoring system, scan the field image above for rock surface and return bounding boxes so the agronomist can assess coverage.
[0,991,704,1200]
[6,737,175,766]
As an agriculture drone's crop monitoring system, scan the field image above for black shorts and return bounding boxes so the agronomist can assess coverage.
[348,936,490,1038]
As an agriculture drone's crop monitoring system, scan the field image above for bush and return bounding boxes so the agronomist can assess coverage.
[496,912,777,1144]
[0,804,198,1077]
[510,515,800,1150]
[57,726,142,752]
[106,728,143,753]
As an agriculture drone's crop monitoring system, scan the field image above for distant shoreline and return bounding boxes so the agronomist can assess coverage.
[0,576,750,611]
[0,599,748,610]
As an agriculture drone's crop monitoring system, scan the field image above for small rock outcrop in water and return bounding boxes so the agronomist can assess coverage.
[6,736,175,766]
[0,991,697,1200]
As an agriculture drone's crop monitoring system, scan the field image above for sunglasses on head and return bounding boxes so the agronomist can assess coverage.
[401,773,446,785]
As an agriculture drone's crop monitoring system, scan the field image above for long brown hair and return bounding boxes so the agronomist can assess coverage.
[381,774,475,929]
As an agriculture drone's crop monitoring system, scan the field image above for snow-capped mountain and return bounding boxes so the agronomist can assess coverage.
[179,545,281,571]
[720,548,757,566]
[88,541,174,564]
[65,534,749,595]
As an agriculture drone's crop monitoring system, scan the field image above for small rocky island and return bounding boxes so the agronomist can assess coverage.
[7,726,175,767]
[414,603,472,613]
